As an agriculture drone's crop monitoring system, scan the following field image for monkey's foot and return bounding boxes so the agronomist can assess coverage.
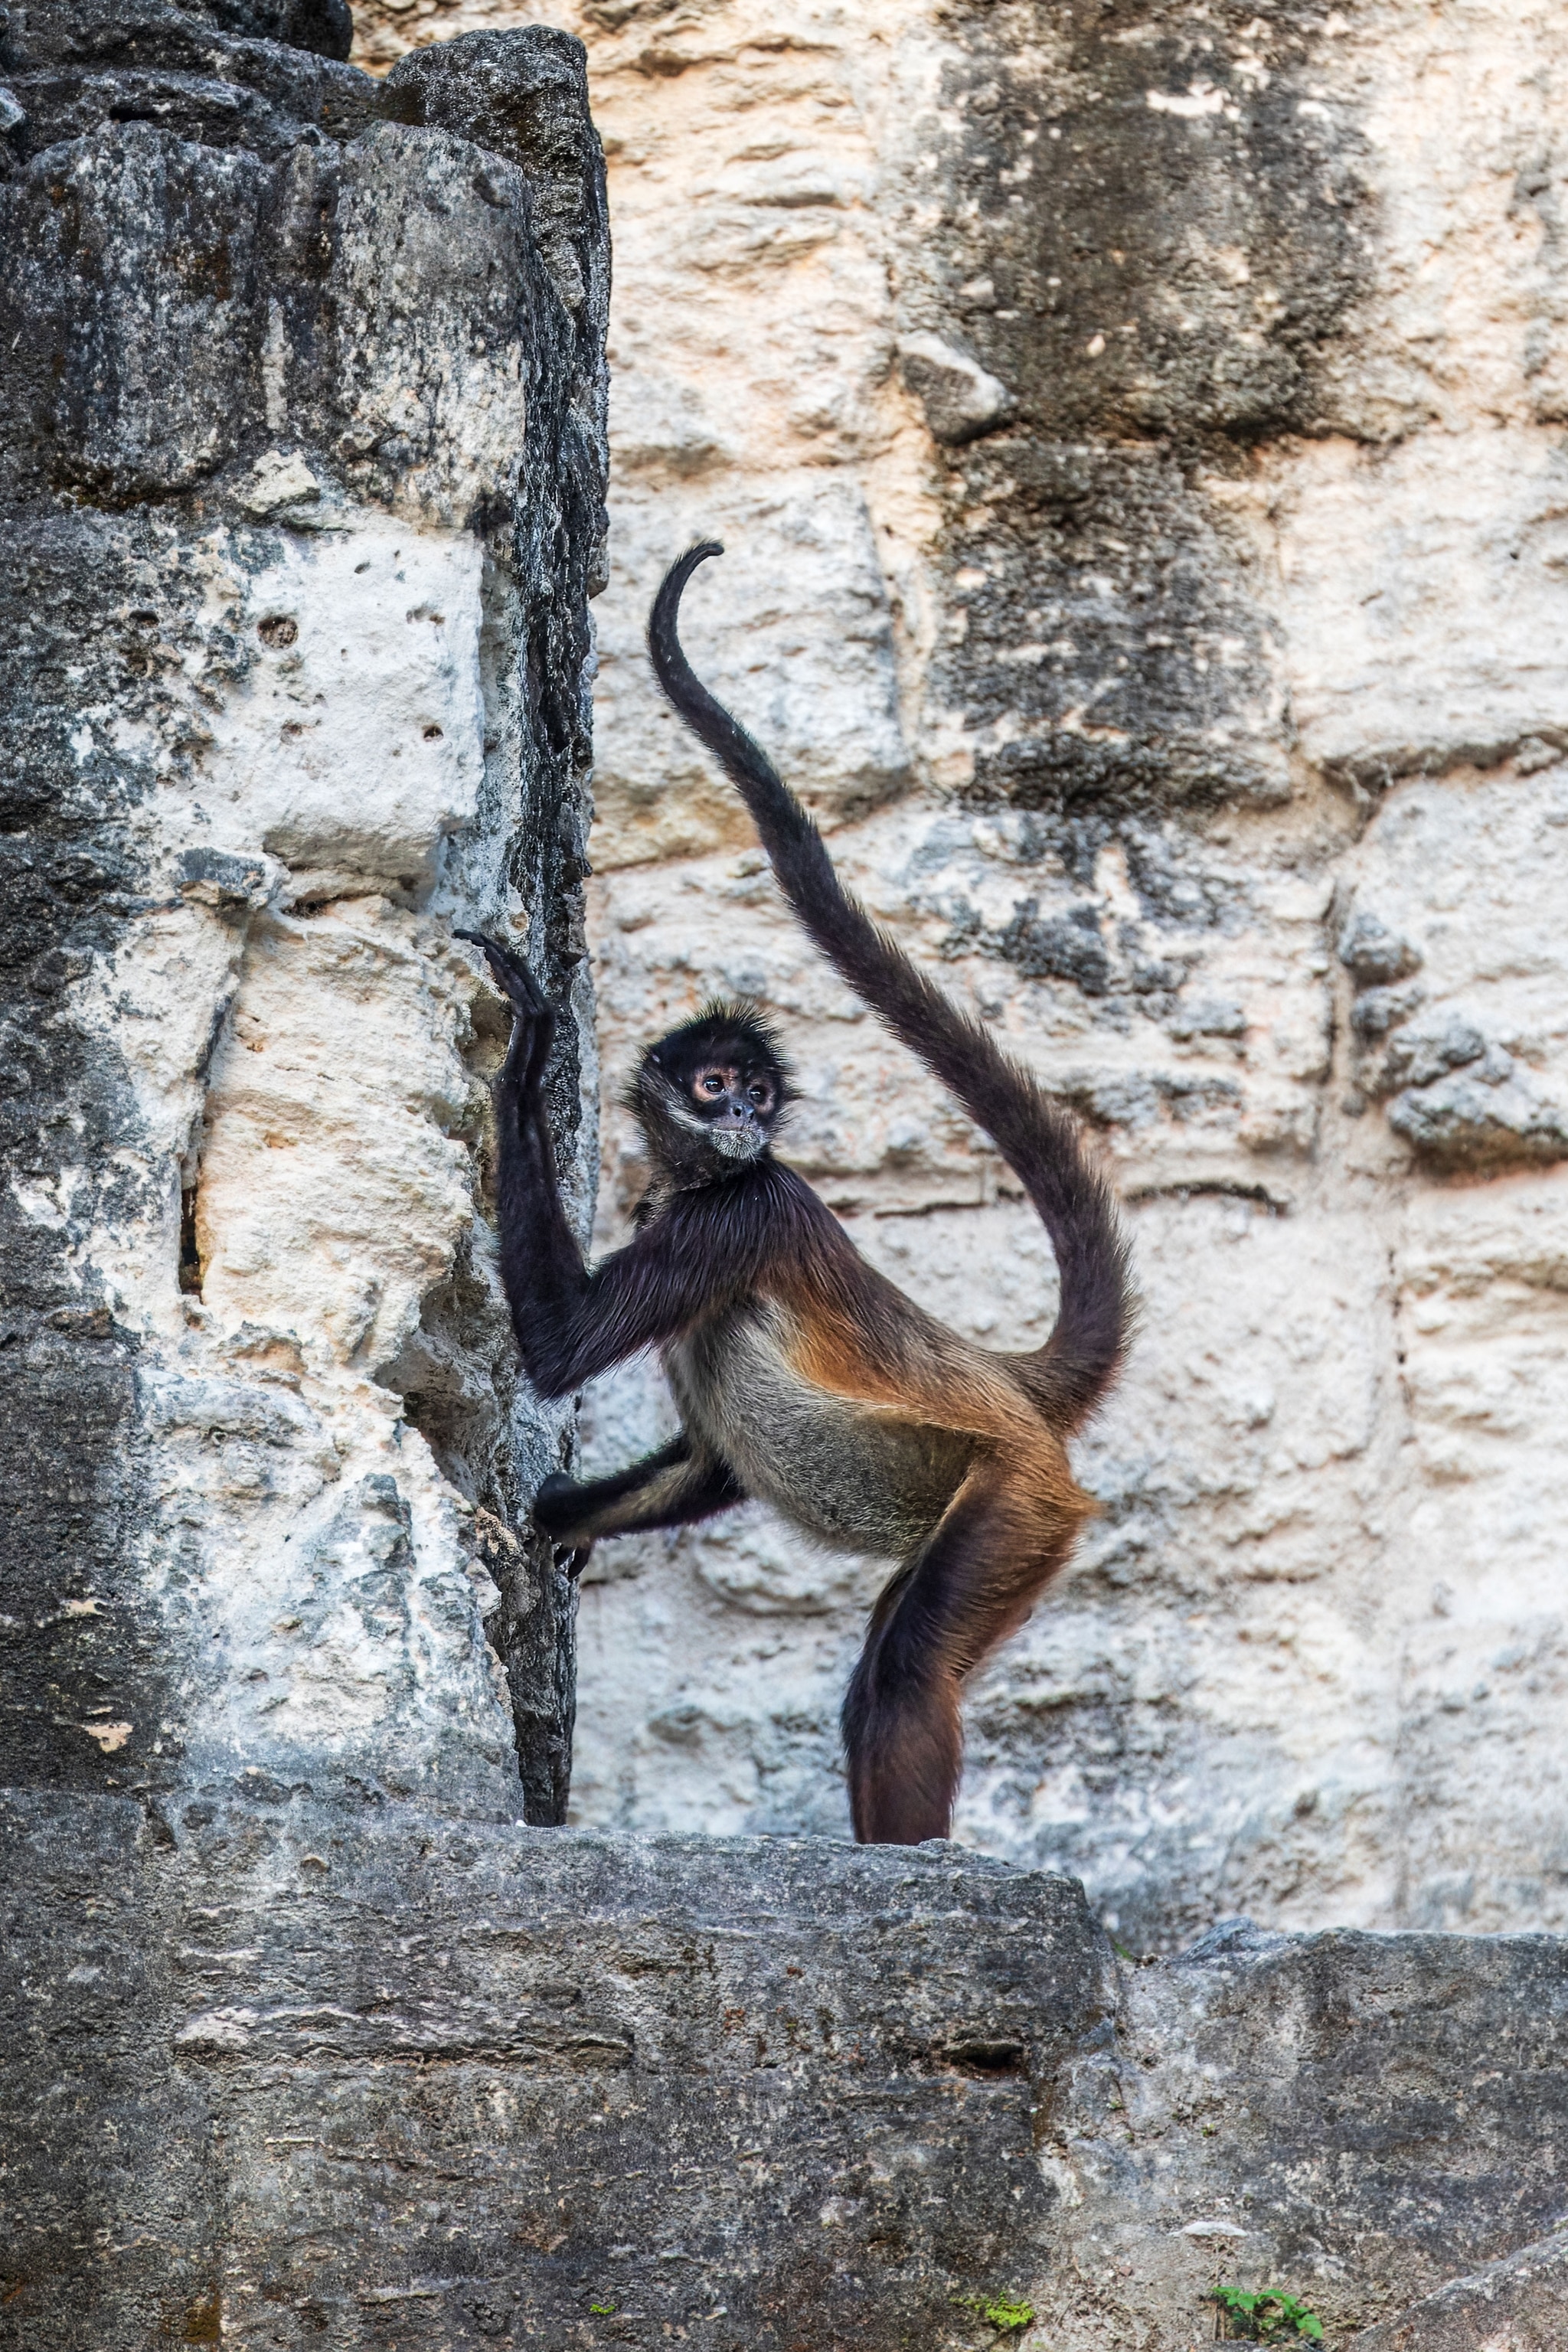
[535,1476,598,1574]
[533,1470,580,1540]
[453,928,549,1017]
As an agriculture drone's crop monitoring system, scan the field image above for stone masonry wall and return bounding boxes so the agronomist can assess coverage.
[11,13,1568,2350]
[354,0,1568,1952]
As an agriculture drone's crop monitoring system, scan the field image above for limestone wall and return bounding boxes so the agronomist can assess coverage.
[354,0,1568,1948]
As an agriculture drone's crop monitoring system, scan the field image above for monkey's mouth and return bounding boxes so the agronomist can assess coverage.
[710,1124,766,1161]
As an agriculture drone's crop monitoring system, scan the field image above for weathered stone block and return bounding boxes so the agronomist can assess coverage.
[9,1811,1568,2350]
[0,1796,1111,2348]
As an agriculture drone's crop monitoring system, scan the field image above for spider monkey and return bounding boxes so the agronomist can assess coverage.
[458,542,1132,1845]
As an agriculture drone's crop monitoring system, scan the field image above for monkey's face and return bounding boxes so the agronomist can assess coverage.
[632,1002,790,1178]
[688,1057,779,1149]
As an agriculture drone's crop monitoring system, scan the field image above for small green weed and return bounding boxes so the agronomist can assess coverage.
[953,2289,1036,2331]
[1211,2284,1325,2343]
[587,2297,617,2317]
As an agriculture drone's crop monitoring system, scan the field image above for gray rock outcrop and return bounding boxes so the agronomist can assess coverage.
[0,3,606,1826]
[9,1796,1568,2347]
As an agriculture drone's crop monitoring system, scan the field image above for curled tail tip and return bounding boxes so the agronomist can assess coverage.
[653,541,725,619]
[649,544,727,690]
[649,544,739,737]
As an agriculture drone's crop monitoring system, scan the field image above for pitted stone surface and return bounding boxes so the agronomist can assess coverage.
[0,1798,1112,2348]
[1346,2231,1568,2352]
[1038,1919,1568,2346]
[8,1808,1568,2350]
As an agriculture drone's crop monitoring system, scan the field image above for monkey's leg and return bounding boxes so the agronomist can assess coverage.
[841,1463,1083,1845]
[535,1436,745,1547]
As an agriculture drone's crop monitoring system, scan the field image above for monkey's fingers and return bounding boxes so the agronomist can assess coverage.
[453,927,550,1016]
[534,1478,594,1577]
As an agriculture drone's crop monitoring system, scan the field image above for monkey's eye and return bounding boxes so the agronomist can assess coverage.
[748,1083,773,1109]
[697,1071,726,1096]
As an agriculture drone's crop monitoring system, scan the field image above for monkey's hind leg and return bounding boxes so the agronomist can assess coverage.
[841,1459,1089,1845]
[535,1436,745,1547]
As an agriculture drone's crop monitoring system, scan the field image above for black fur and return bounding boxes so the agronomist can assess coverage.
[645,998,791,1089]
[534,1440,746,1547]
[454,932,828,1397]
[627,996,793,1191]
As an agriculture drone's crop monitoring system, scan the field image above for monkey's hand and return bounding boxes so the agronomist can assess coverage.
[455,929,556,1093]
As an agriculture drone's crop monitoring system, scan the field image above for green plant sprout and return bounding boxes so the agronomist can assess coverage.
[953,2289,1037,2330]
[1211,2284,1325,2343]
[587,2296,617,2316]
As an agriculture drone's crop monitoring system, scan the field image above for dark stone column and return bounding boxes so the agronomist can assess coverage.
[0,7,607,1824]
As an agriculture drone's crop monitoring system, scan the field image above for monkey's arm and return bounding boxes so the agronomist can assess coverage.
[648,548,1132,1430]
[535,1436,746,1546]
[459,931,799,1396]
[456,931,599,1392]
[518,1165,799,1398]
[459,932,743,1395]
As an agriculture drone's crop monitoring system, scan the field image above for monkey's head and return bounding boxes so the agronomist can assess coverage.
[631,1000,791,1180]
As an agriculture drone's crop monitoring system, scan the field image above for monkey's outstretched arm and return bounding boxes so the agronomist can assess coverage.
[648,547,1133,1429]
[457,930,595,1393]
[520,1165,802,1398]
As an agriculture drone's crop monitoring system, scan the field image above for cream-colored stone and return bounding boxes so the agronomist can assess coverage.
[1338,767,1568,1171]
[1390,1173,1568,1926]
[196,900,479,1376]
[589,477,910,868]
[1328,2,1568,437]
[197,521,487,887]
[1272,430,1568,780]
[74,511,535,1798]
[240,449,323,517]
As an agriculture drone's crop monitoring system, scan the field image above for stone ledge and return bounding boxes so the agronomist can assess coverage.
[1347,2228,1568,2351]
[5,1796,1568,2349]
